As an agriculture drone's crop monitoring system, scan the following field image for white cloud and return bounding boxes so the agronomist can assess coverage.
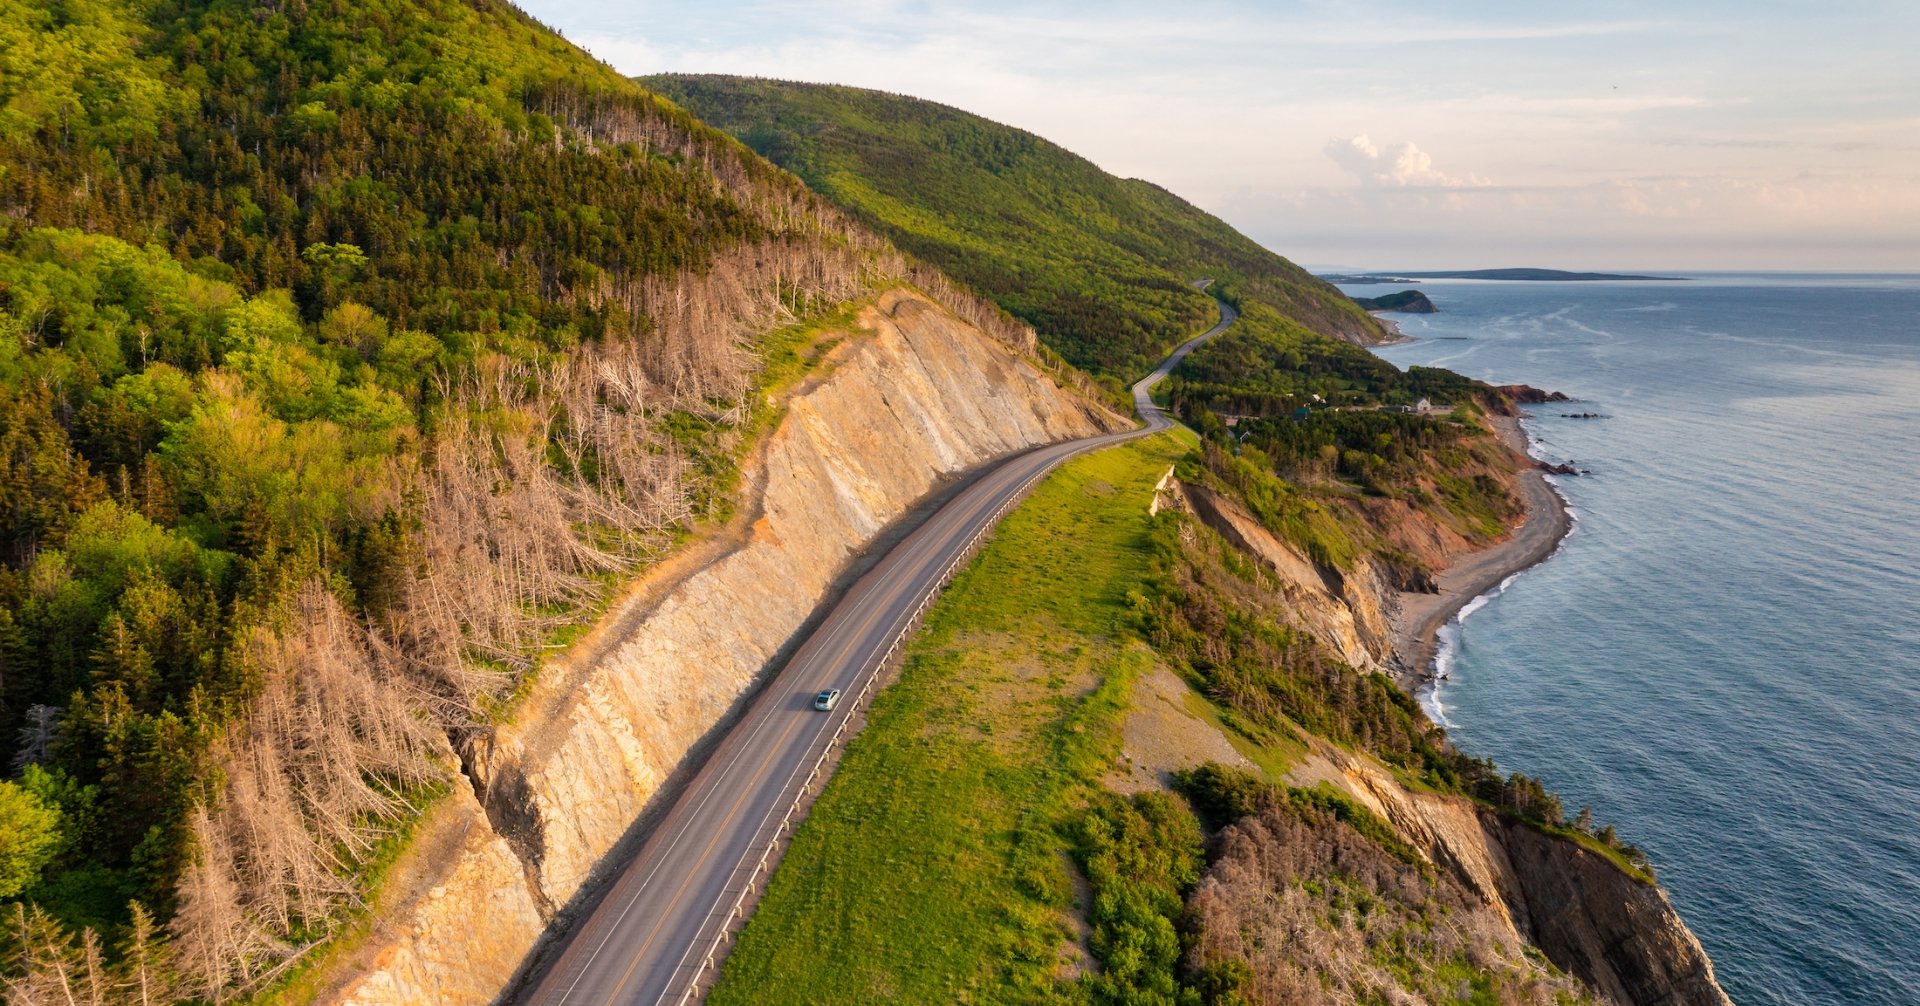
[1324,135,1489,188]
[570,32,668,71]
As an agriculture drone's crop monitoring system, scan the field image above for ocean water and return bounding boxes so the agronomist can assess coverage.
[1359,274,1920,1006]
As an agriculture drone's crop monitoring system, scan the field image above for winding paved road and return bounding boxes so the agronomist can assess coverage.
[523,292,1236,1006]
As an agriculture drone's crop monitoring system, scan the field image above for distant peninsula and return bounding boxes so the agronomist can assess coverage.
[1351,289,1437,313]
[1323,268,1685,283]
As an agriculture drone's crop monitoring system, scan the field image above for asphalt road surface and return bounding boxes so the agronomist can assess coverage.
[523,293,1237,1006]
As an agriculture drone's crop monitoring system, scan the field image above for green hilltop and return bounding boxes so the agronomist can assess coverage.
[646,74,1387,383]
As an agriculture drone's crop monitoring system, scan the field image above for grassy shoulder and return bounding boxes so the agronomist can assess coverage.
[710,429,1193,1005]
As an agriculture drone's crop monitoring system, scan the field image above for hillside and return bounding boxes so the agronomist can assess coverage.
[709,412,1730,1006]
[639,79,1484,554]
[0,1,1038,999]
[645,75,1387,382]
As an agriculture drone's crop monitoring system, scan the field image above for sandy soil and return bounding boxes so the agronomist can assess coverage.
[1390,415,1571,686]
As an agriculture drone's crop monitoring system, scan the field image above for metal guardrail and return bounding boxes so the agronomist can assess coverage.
[663,457,1056,1006]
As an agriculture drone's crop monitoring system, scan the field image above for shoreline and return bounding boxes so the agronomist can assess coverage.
[1367,311,1419,346]
[1389,414,1572,692]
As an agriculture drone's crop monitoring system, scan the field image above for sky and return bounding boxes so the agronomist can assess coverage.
[515,0,1920,271]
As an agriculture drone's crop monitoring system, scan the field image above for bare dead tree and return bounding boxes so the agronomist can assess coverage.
[10,704,59,774]
[120,904,173,1006]
[1185,807,1588,1006]
[3,900,180,1006]
[170,583,444,996]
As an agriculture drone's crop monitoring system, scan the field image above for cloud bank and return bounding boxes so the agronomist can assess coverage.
[1324,135,1489,188]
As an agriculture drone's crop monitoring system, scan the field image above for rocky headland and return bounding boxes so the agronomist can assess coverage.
[1498,383,1574,405]
[1351,289,1439,313]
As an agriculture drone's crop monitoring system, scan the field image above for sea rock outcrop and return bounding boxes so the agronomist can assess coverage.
[317,289,1117,1004]
[1351,289,1438,313]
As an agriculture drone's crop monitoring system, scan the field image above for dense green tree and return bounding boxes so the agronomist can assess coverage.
[0,779,59,899]
[1072,791,1207,1006]
[0,385,108,565]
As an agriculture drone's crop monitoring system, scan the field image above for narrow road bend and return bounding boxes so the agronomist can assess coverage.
[523,291,1236,1006]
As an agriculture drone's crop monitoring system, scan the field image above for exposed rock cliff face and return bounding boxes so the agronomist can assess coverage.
[319,290,1115,1004]
[1294,747,1732,1006]
[1179,483,1394,672]
[1497,820,1733,1006]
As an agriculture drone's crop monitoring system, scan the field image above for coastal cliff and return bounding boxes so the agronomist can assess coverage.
[1291,744,1732,1006]
[315,290,1115,1003]
[1180,482,1395,672]
[1497,819,1733,1006]
[1177,471,1732,1006]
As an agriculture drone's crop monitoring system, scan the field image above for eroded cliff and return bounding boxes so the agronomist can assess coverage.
[1498,819,1733,1006]
[1180,482,1395,672]
[1288,745,1732,1006]
[316,290,1116,1004]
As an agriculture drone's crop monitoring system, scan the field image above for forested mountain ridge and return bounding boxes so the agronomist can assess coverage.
[645,75,1388,384]
[0,1,1028,998]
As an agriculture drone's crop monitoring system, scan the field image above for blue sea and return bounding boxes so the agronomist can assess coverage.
[1357,274,1920,1006]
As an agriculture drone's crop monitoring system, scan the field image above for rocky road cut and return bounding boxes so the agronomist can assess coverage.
[523,292,1235,1006]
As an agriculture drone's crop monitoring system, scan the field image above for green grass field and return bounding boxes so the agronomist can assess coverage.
[709,430,1193,1005]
